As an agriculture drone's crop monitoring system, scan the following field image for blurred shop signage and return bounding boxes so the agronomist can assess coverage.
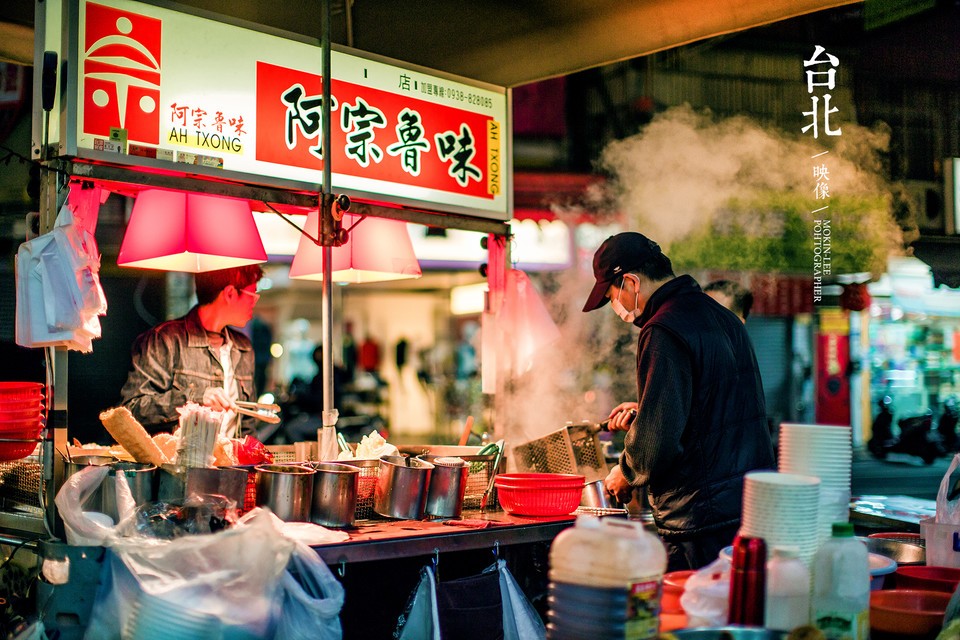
[815,308,850,426]
[50,0,510,220]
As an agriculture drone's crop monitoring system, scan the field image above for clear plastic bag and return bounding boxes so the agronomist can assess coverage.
[83,509,294,639]
[937,453,960,525]
[679,556,731,627]
[273,540,345,640]
[54,466,135,546]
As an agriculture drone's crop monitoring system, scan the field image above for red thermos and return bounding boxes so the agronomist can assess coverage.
[728,535,767,626]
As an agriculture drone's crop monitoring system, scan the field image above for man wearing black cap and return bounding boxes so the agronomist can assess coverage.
[584,232,775,571]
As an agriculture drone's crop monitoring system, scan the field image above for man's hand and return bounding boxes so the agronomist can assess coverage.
[202,387,232,411]
[605,402,639,431]
[604,465,634,504]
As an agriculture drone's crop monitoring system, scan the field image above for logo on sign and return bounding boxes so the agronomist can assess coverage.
[82,2,162,145]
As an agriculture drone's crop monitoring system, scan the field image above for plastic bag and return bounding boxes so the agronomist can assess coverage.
[395,565,441,640]
[937,453,960,525]
[497,559,546,640]
[54,466,135,546]
[84,508,294,639]
[679,556,731,627]
[236,435,274,465]
[273,540,344,640]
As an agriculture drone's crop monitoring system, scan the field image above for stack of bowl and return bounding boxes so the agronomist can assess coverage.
[0,382,45,462]
[740,471,822,565]
[493,473,585,517]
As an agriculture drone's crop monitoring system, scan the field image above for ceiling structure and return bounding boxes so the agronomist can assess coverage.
[3,0,859,87]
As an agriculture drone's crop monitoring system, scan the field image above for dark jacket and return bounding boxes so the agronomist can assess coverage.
[120,306,256,434]
[620,275,775,539]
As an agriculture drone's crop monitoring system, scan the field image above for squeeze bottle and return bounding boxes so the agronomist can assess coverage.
[812,522,870,640]
[765,546,811,631]
[547,515,667,640]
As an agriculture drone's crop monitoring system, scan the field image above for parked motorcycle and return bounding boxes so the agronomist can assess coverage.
[937,395,960,452]
[868,396,946,465]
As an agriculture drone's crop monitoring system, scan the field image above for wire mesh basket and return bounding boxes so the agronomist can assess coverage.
[0,453,43,514]
[339,458,380,520]
[265,444,297,464]
[512,424,608,483]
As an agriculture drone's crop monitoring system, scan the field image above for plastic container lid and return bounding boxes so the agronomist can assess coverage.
[831,522,855,537]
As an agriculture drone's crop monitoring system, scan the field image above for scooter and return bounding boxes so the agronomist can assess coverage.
[868,396,946,465]
[937,395,960,452]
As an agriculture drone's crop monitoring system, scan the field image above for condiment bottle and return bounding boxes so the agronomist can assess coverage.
[547,515,667,640]
[728,535,766,626]
[765,546,811,631]
[812,522,870,640]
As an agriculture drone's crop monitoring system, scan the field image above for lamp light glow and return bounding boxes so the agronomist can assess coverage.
[289,211,422,283]
[118,190,267,272]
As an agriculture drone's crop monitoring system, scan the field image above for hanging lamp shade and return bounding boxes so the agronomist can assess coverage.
[289,211,422,283]
[117,190,267,272]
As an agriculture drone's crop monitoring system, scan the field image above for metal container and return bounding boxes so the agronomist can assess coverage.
[158,465,248,508]
[374,455,434,520]
[304,462,359,528]
[581,479,621,509]
[859,536,926,566]
[255,464,315,522]
[100,462,157,522]
[338,458,380,520]
[418,455,468,519]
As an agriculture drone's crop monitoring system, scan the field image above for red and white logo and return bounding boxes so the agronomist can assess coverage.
[82,2,161,144]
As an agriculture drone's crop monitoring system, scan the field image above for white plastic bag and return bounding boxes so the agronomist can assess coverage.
[937,453,960,525]
[497,559,546,640]
[53,466,134,546]
[84,509,294,639]
[679,556,731,627]
[396,564,441,640]
[273,540,344,640]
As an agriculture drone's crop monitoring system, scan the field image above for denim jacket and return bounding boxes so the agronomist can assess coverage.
[120,306,256,434]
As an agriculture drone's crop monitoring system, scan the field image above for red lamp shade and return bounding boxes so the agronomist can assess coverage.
[118,190,267,272]
[289,211,422,283]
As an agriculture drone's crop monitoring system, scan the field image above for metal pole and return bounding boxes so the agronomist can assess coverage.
[321,0,334,415]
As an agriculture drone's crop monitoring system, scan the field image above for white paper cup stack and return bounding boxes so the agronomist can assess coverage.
[740,471,822,565]
[777,423,853,543]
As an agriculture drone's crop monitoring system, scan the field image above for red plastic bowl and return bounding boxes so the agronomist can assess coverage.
[495,484,582,516]
[0,425,43,462]
[0,417,44,433]
[0,383,45,401]
[493,473,586,488]
[0,407,44,422]
[870,589,950,636]
[896,566,960,593]
[662,570,695,614]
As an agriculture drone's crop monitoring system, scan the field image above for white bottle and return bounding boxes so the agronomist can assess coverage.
[765,546,811,632]
[812,522,870,640]
[548,515,667,640]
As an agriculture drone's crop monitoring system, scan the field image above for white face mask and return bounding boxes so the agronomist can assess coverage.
[610,276,639,323]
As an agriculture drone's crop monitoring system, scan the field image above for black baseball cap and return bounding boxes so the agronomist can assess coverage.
[582,232,662,312]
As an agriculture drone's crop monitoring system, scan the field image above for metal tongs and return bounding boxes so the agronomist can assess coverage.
[232,400,282,424]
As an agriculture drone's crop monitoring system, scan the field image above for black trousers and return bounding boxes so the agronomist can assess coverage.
[662,522,741,572]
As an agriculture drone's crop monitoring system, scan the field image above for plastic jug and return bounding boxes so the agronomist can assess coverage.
[547,515,667,640]
[765,546,811,632]
[812,522,870,640]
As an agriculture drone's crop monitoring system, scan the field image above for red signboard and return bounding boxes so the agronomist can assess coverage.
[815,312,850,426]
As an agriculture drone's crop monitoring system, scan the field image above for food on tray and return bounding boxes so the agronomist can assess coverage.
[99,406,168,466]
[337,431,398,460]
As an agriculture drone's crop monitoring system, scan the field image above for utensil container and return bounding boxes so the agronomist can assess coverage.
[100,462,157,522]
[158,465,248,508]
[303,462,359,528]
[338,457,380,520]
[255,464,315,521]
[374,455,434,520]
[418,455,469,519]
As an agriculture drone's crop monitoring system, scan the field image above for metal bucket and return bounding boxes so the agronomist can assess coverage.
[157,465,248,508]
[256,464,315,522]
[374,455,434,520]
[304,462,359,528]
[581,479,621,509]
[419,455,469,519]
[100,462,157,522]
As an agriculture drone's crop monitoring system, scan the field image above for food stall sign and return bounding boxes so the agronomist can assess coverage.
[51,0,511,220]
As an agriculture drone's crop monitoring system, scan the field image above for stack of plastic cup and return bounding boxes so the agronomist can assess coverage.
[123,592,219,640]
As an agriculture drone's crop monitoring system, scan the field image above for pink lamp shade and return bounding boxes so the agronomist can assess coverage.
[289,211,422,283]
[118,190,267,272]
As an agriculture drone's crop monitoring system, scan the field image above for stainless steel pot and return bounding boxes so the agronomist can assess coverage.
[100,462,157,522]
[418,455,468,519]
[304,462,359,528]
[255,464,315,522]
[374,455,434,520]
[581,479,621,509]
[158,465,248,508]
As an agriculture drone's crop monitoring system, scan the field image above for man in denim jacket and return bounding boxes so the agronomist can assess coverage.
[120,265,264,435]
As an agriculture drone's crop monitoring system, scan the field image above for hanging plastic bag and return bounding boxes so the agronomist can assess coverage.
[497,559,546,640]
[679,556,732,627]
[937,453,960,525]
[84,508,294,640]
[395,564,441,640]
[273,540,345,640]
[53,466,135,546]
